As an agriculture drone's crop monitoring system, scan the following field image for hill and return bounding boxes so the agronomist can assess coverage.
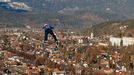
[1,0,134,28]
[0,9,106,28]
[14,0,134,19]
[93,20,134,37]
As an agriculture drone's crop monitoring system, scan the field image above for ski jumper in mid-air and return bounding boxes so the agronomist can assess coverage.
[43,23,58,45]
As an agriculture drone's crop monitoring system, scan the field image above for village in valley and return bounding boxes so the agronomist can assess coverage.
[0,26,134,75]
[1,0,134,75]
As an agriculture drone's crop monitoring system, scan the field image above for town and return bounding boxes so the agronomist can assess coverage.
[1,0,134,75]
[0,27,134,75]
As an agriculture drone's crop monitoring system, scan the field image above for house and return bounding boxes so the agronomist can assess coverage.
[130,55,134,62]
[52,71,66,75]
[78,37,89,44]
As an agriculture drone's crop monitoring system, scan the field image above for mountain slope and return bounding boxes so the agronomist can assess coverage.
[93,19,134,37]
[15,0,134,18]
[1,0,134,28]
[0,9,106,28]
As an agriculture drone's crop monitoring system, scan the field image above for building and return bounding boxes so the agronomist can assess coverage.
[109,37,134,46]
[52,71,66,75]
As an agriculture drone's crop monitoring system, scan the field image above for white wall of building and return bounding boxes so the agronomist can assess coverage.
[109,37,134,46]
